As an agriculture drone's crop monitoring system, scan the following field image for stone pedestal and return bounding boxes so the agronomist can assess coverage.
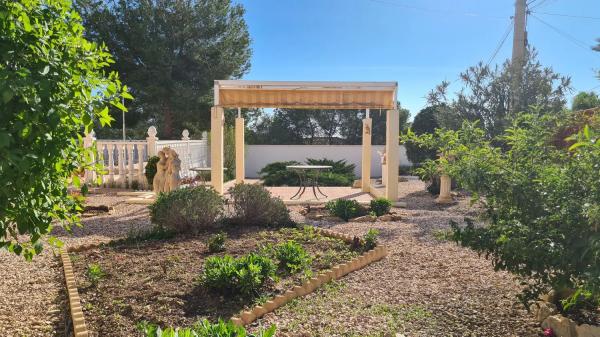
[436,174,453,204]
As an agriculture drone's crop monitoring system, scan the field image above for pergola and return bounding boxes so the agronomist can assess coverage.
[210,80,400,200]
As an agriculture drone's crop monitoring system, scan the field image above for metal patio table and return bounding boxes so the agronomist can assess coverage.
[285,165,332,200]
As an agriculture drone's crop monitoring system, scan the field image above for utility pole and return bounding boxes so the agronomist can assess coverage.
[511,0,527,114]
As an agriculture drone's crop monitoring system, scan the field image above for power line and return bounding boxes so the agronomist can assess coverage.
[529,0,551,10]
[531,11,600,21]
[487,19,514,67]
[530,14,600,59]
[366,0,506,20]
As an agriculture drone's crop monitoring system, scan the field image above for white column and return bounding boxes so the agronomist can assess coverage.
[108,144,115,185]
[182,129,191,177]
[118,144,125,187]
[385,109,399,201]
[146,126,158,157]
[235,108,244,184]
[436,174,453,204]
[137,144,145,188]
[83,130,96,184]
[128,144,134,188]
[211,107,224,194]
[361,117,372,192]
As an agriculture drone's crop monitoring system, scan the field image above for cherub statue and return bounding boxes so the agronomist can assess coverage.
[163,148,181,192]
[153,150,167,194]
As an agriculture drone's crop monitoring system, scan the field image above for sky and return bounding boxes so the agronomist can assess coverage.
[235,0,600,117]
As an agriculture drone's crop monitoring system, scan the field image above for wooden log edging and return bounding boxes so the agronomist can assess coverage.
[59,249,89,337]
[230,226,389,326]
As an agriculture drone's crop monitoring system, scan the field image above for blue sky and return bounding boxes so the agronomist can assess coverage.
[236,0,600,117]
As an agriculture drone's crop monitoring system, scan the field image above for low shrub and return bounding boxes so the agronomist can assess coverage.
[86,263,105,285]
[274,240,312,273]
[362,229,380,251]
[145,156,160,187]
[122,226,176,244]
[149,186,224,233]
[259,161,301,186]
[207,232,226,253]
[369,198,392,216]
[138,318,276,337]
[259,158,356,187]
[201,253,276,297]
[228,184,293,227]
[325,199,366,221]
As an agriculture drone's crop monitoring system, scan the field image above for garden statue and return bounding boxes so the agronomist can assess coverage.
[378,146,387,186]
[163,147,181,192]
[153,150,168,194]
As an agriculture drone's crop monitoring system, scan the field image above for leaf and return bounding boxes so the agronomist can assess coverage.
[20,12,31,32]
[40,65,50,75]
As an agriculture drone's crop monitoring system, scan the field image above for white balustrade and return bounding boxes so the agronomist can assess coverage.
[82,127,209,189]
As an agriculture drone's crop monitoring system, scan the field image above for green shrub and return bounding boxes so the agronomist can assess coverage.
[404,106,440,165]
[325,199,366,221]
[86,263,105,285]
[363,229,380,251]
[207,232,226,253]
[201,253,276,297]
[274,240,311,273]
[149,186,224,233]
[122,226,176,244]
[228,184,293,227]
[138,318,276,337]
[145,156,160,187]
[369,198,392,216]
[259,161,301,186]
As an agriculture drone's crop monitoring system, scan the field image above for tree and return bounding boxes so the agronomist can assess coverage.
[0,0,128,258]
[404,106,441,165]
[572,91,600,111]
[427,48,571,140]
[77,0,251,138]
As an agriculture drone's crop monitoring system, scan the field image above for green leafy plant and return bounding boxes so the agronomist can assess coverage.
[86,263,106,286]
[363,229,380,251]
[201,253,276,297]
[325,199,366,221]
[207,232,227,253]
[0,0,129,259]
[228,184,293,227]
[259,159,356,187]
[369,198,392,216]
[138,318,276,337]
[121,226,176,245]
[145,156,160,187]
[274,240,312,273]
[258,161,301,186]
[149,186,224,233]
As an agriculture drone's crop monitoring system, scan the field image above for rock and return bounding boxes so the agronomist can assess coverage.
[393,201,407,208]
[576,324,600,337]
[533,301,557,323]
[542,315,577,337]
[352,215,377,222]
[378,214,393,221]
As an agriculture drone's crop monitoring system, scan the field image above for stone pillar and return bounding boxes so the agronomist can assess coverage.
[211,107,224,194]
[235,117,245,184]
[361,118,372,192]
[436,174,453,204]
[146,126,158,157]
[385,109,399,201]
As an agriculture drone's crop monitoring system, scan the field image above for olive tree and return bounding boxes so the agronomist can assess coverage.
[0,0,129,259]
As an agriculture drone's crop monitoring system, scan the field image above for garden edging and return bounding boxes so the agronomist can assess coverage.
[59,248,89,337]
[534,299,600,337]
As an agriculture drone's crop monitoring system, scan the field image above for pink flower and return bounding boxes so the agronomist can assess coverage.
[543,328,555,337]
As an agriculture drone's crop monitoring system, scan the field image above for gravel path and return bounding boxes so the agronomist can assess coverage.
[0,190,151,337]
[253,179,542,337]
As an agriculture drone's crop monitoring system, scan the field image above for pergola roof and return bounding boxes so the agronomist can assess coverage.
[214,80,397,109]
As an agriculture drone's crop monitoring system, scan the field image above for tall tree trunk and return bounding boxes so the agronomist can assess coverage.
[163,103,174,139]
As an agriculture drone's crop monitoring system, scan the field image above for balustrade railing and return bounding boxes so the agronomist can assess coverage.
[83,127,209,189]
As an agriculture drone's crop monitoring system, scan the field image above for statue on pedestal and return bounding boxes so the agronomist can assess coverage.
[153,150,167,194]
[164,148,181,192]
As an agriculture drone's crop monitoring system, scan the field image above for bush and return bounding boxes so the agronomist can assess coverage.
[201,253,276,297]
[228,184,293,227]
[207,232,226,253]
[369,198,392,216]
[138,319,276,337]
[259,161,301,186]
[274,241,312,273]
[405,106,440,165]
[363,229,380,251]
[325,199,366,221]
[430,114,600,307]
[86,263,105,286]
[149,186,224,233]
[0,0,129,259]
[145,156,160,186]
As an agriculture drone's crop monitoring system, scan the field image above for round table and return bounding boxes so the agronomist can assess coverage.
[285,165,332,200]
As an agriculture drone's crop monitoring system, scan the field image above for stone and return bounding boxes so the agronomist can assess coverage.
[153,150,168,194]
[542,315,577,337]
[352,215,377,222]
[533,301,558,323]
[163,147,181,192]
[393,201,407,208]
[576,324,600,337]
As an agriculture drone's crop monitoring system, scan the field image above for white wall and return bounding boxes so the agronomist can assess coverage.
[244,145,411,178]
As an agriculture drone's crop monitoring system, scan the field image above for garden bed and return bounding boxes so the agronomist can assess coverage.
[70,225,360,336]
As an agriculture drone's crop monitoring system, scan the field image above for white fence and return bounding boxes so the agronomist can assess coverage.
[244,145,411,178]
[84,127,209,189]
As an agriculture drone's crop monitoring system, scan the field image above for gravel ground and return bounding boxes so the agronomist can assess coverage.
[0,189,151,337]
[252,178,543,337]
